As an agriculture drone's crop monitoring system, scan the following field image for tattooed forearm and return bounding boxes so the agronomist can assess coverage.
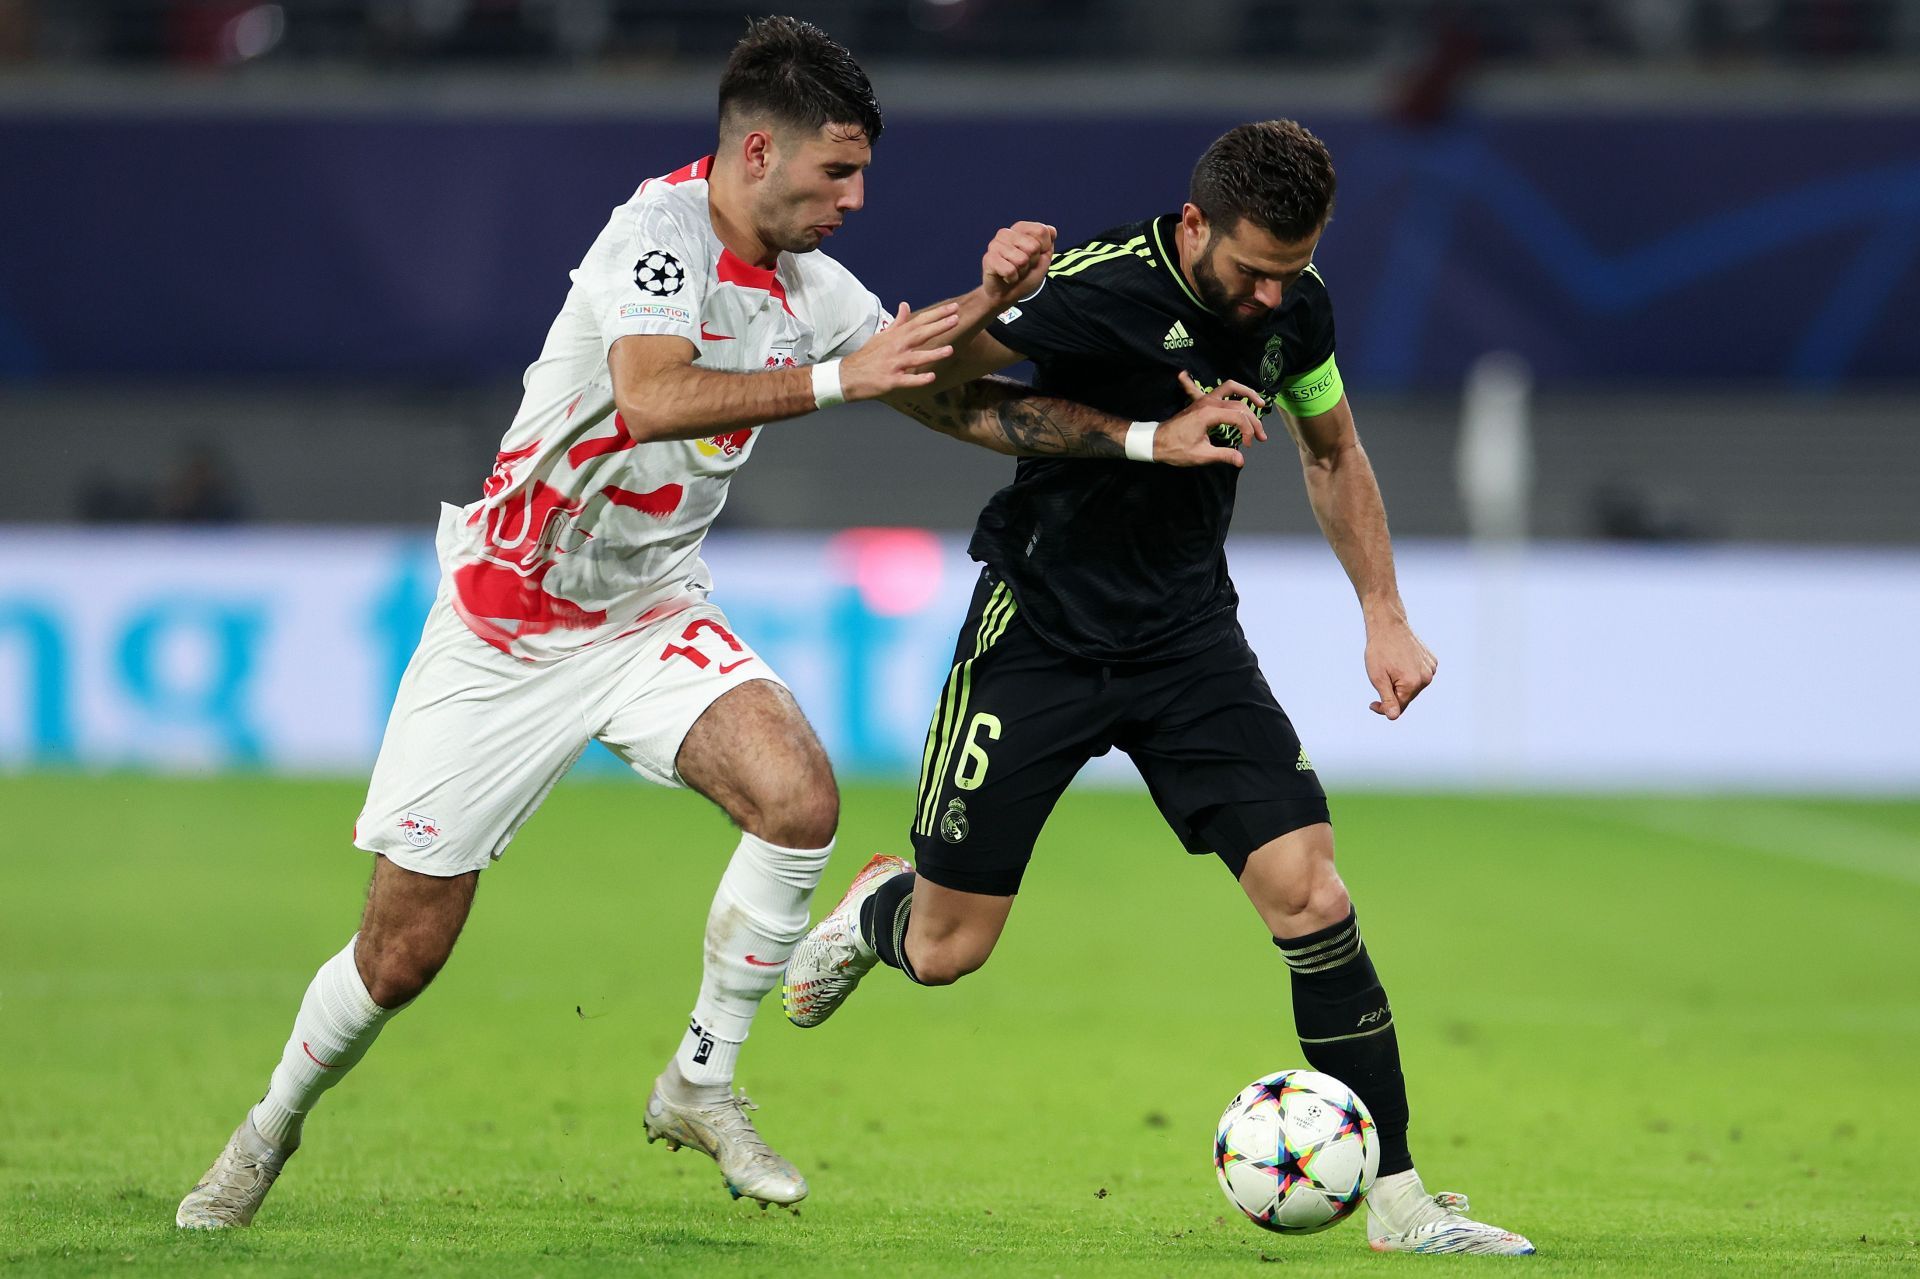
[992,400,1124,457]
[892,376,1127,458]
[894,387,970,435]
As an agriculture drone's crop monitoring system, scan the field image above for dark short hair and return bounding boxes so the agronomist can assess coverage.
[718,16,884,145]
[1190,120,1336,241]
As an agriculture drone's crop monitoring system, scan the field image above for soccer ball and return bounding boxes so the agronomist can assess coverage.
[1214,1069,1378,1233]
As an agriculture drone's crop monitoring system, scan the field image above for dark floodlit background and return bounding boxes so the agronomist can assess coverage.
[2,0,1917,787]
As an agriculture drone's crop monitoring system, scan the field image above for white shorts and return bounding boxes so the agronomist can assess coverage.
[354,593,785,876]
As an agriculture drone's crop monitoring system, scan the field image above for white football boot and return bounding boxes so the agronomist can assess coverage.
[1367,1171,1536,1255]
[175,1112,296,1229]
[782,853,911,1028]
[644,1069,808,1206]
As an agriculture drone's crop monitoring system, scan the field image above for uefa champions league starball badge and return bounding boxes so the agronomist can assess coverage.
[634,250,686,296]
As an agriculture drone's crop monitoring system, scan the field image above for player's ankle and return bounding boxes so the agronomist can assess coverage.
[1367,1169,1433,1225]
[248,1100,303,1153]
[1372,1168,1421,1197]
[660,1057,734,1105]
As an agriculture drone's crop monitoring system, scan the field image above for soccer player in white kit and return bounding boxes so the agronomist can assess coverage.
[177,17,1260,1229]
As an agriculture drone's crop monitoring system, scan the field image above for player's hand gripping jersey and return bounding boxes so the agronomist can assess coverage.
[437,156,890,660]
[978,215,1345,663]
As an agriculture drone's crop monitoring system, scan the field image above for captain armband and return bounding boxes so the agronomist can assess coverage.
[1279,354,1344,417]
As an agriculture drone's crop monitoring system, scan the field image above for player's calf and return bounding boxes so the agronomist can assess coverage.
[899,948,980,986]
[887,874,1011,985]
[786,858,1012,1025]
[356,856,477,1007]
[672,830,834,1087]
[673,683,842,1045]
[174,862,466,1230]
[1271,908,1413,1177]
[176,934,407,1229]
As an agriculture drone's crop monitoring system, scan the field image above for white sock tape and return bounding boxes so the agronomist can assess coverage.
[811,359,846,410]
[1125,421,1158,463]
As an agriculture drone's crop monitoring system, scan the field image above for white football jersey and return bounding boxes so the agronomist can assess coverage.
[437,155,890,661]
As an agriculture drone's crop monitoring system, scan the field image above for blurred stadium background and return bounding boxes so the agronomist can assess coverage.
[5,5,1920,1272]
[2,1,1918,787]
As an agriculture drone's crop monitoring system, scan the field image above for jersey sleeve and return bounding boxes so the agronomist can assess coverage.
[983,273,1120,363]
[579,202,711,353]
[814,280,893,360]
[1278,267,1344,418]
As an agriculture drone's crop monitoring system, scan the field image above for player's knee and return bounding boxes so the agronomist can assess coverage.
[909,937,992,987]
[1246,824,1351,933]
[1267,865,1347,926]
[358,933,452,1009]
[741,760,839,849]
[1302,873,1352,931]
[783,777,840,849]
[363,961,431,1009]
[1269,848,1351,931]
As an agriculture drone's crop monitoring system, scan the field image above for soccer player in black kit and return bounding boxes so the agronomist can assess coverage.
[785,121,1535,1255]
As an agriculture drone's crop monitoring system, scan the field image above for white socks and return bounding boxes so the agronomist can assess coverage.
[1367,1169,1436,1228]
[675,832,833,1087]
[243,837,831,1145]
[250,935,400,1150]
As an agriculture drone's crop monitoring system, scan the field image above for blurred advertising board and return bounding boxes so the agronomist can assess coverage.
[1,529,1915,791]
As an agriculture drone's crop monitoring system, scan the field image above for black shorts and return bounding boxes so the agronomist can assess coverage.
[908,568,1330,896]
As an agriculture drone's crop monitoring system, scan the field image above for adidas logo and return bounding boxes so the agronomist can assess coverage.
[1295,746,1314,772]
[1163,321,1193,350]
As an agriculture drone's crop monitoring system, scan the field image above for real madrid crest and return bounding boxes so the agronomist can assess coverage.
[1259,334,1285,396]
[939,798,970,844]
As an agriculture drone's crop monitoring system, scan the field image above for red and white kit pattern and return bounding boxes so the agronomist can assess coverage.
[439,155,891,662]
[354,592,783,875]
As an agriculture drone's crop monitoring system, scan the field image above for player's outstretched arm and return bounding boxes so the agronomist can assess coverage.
[609,305,960,442]
[872,221,1059,396]
[889,375,1125,457]
[887,369,1264,467]
[915,220,1057,367]
[1286,395,1437,718]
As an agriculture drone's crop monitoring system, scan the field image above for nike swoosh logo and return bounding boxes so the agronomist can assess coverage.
[700,324,732,341]
[717,657,755,674]
[302,1041,343,1069]
[743,954,784,967]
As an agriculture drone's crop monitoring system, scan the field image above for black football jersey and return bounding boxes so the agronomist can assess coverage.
[972,214,1344,662]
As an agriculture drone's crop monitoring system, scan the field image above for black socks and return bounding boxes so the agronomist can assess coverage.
[860,870,921,983]
[1274,910,1413,1176]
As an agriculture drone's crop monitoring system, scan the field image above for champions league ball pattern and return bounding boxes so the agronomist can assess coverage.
[634,249,686,297]
[1214,1069,1379,1234]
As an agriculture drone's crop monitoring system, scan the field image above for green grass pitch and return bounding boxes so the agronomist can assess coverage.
[3,774,1917,1275]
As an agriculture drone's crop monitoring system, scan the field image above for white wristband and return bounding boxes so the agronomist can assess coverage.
[811,359,846,410]
[1124,421,1158,463]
